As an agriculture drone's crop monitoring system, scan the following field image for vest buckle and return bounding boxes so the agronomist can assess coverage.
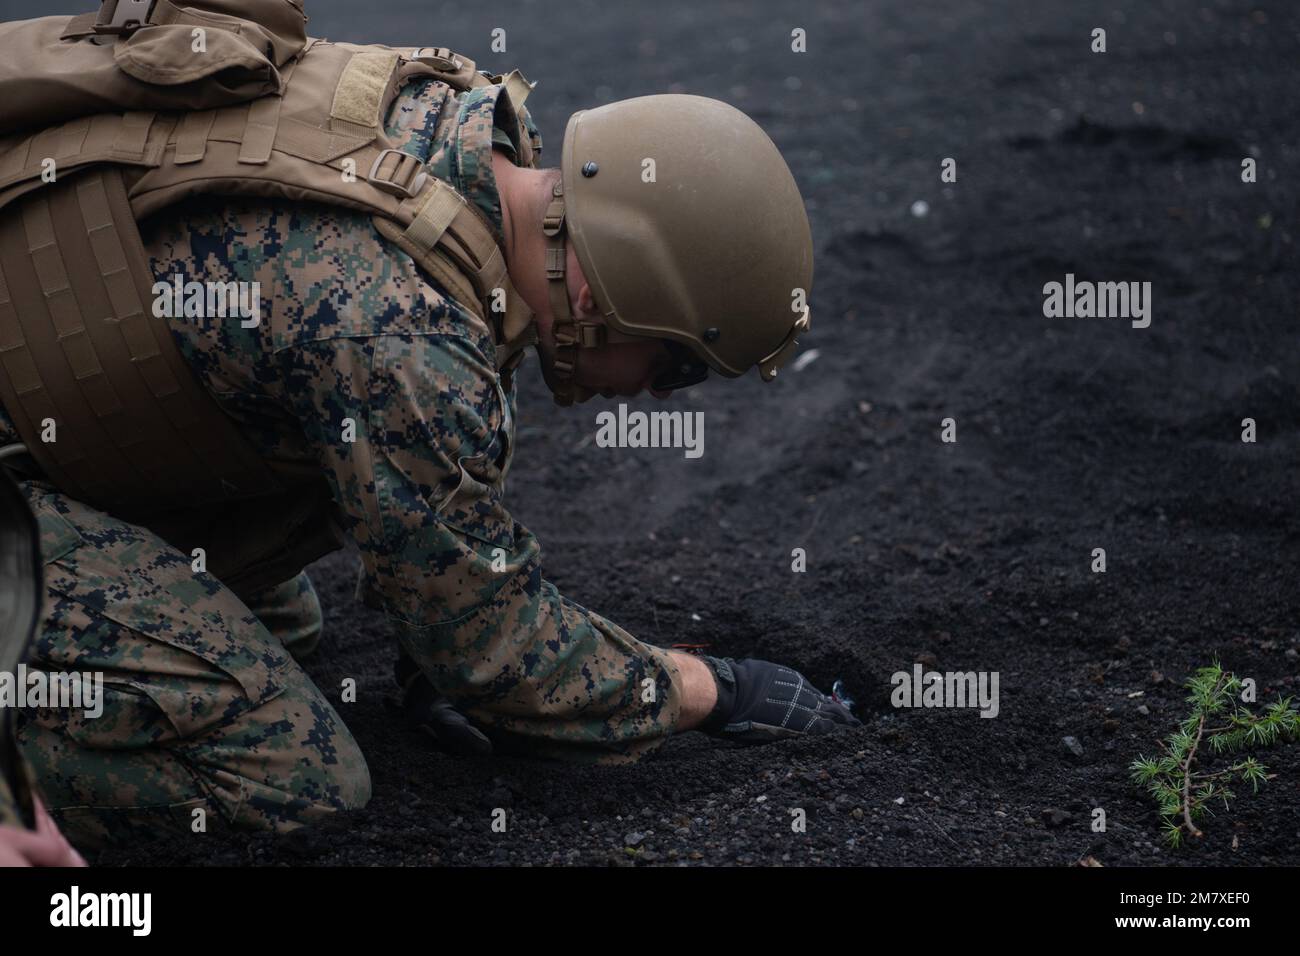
[367,148,429,200]
[94,0,157,35]
[411,47,463,72]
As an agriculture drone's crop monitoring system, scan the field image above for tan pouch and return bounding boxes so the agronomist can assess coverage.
[0,2,308,136]
[112,22,279,89]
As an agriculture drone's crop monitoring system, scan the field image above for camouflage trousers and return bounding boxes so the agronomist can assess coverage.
[13,480,370,848]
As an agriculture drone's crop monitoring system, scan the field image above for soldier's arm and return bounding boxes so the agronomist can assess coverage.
[281,274,688,762]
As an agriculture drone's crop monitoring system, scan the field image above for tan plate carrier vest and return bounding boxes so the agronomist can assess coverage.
[0,7,539,596]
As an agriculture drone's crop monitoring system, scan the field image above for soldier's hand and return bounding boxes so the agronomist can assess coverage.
[0,798,86,868]
[698,656,861,742]
[395,653,492,757]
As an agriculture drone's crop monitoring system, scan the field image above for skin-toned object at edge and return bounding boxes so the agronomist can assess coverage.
[0,467,85,866]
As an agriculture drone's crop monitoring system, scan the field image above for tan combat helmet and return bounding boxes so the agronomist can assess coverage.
[540,94,814,405]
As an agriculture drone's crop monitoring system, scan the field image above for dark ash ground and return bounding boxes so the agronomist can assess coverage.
[53,0,1300,865]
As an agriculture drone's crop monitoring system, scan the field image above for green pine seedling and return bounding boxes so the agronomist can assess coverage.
[1130,662,1299,848]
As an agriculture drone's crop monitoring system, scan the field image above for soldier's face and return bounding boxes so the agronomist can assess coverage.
[569,338,676,402]
[542,250,675,402]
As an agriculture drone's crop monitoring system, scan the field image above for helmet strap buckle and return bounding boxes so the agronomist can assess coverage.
[542,189,579,405]
[576,321,605,348]
[542,181,566,237]
[539,180,614,404]
[544,246,565,280]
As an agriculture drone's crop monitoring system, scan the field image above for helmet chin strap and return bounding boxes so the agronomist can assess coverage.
[541,178,580,406]
[540,178,611,407]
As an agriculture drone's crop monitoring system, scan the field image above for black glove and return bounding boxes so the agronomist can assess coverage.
[698,656,861,742]
[395,653,493,756]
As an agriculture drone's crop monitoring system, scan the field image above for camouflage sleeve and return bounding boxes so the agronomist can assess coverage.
[279,258,683,764]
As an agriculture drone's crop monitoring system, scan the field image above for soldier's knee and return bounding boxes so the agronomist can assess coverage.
[316,730,372,813]
[208,746,370,837]
[336,754,372,813]
[214,701,372,831]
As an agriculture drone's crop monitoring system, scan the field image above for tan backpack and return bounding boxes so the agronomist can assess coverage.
[0,1,539,594]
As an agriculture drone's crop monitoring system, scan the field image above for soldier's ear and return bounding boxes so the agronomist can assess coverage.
[575,282,598,317]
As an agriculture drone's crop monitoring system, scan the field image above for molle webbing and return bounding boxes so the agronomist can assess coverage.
[0,167,276,512]
[115,40,532,333]
[0,40,535,331]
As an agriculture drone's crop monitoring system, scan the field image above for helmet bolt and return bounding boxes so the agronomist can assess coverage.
[581,162,599,178]
[703,327,720,343]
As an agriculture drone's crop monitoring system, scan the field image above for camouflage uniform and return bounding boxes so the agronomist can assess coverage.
[0,75,684,845]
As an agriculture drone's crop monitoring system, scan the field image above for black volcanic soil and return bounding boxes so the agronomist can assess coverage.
[57,0,1300,866]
